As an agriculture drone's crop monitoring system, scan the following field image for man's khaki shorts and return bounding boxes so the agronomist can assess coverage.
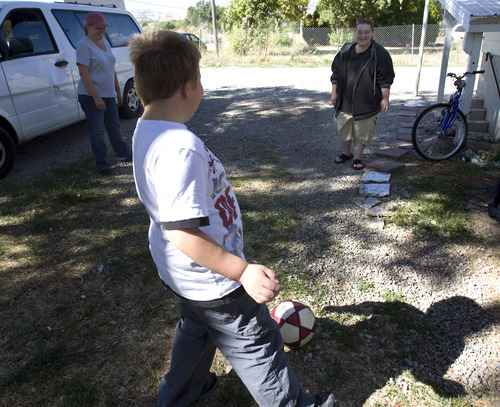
[333,111,378,145]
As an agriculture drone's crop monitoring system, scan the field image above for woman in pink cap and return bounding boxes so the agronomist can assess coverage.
[76,12,132,176]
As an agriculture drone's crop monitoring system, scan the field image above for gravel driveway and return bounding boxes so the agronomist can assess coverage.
[3,67,499,406]
[4,66,454,183]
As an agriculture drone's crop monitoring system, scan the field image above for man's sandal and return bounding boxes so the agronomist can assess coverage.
[335,153,353,164]
[353,159,365,170]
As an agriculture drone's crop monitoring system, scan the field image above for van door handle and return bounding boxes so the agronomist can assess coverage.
[55,60,69,67]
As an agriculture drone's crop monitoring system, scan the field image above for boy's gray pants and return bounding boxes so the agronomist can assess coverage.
[157,286,317,407]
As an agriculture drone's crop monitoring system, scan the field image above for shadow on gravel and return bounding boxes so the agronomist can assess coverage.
[3,83,497,406]
[189,86,335,175]
[319,297,499,405]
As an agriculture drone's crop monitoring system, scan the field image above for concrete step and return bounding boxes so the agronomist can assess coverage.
[467,132,500,153]
[397,133,413,142]
[469,131,493,142]
[361,171,391,183]
[387,139,413,149]
[374,147,410,159]
[398,114,418,123]
[398,108,421,118]
[399,121,414,128]
[471,97,484,109]
[468,119,489,133]
[398,126,413,134]
[360,183,390,197]
[365,159,404,173]
[469,108,486,121]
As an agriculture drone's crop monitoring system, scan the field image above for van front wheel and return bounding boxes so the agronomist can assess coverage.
[119,80,142,119]
[0,127,15,179]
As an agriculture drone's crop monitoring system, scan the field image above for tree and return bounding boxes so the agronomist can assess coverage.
[316,0,383,29]
[185,0,226,29]
[377,0,440,26]
[275,0,309,26]
[315,0,440,29]
[224,0,308,28]
[303,10,330,28]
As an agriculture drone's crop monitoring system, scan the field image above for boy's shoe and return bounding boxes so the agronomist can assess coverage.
[314,392,338,407]
[195,372,217,401]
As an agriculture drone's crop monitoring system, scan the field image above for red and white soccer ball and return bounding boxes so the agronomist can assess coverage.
[270,300,317,348]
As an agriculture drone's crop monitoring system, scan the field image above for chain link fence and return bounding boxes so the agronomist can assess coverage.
[301,24,444,53]
[190,24,468,66]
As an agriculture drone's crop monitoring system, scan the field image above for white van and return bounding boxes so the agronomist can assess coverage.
[0,1,143,179]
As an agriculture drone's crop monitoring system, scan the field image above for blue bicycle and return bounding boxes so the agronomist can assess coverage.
[412,70,484,161]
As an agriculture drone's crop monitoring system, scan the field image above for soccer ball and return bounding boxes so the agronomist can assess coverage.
[270,300,316,348]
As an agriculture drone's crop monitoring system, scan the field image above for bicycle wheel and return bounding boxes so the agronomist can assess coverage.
[412,103,468,161]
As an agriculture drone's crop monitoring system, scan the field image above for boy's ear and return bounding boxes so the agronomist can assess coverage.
[180,80,191,99]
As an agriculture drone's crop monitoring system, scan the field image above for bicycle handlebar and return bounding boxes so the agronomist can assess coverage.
[447,70,485,79]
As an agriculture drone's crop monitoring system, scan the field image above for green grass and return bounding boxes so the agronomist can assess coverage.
[1,103,498,406]
[199,40,469,69]
[381,290,405,303]
[357,281,375,292]
[389,158,500,239]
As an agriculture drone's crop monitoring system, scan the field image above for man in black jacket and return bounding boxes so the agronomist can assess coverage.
[330,19,395,170]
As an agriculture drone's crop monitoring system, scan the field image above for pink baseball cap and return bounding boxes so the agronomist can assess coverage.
[85,12,111,28]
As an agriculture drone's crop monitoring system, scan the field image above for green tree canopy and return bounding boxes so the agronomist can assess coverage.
[224,0,308,28]
[378,0,440,26]
[316,0,440,29]
[185,0,226,28]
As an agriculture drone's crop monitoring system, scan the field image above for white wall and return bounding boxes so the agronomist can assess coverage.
[477,37,500,142]
[483,32,500,54]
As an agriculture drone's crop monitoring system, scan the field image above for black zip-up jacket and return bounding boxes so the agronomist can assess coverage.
[330,40,395,120]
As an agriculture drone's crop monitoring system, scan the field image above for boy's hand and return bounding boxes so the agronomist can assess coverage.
[240,264,285,304]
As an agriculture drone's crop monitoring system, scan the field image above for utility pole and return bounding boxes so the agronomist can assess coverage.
[210,0,219,57]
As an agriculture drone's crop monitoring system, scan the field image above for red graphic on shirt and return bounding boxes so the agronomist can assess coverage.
[215,187,238,227]
[205,145,219,175]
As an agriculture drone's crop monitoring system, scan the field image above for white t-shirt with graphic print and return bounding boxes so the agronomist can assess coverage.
[132,119,243,301]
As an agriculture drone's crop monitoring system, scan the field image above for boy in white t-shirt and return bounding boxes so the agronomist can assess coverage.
[129,30,337,407]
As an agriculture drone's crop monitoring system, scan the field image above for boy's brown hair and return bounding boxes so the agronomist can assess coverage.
[129,30,201,106]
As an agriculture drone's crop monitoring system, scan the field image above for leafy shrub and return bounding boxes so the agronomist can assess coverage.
[228,28,268,55]
[270,31,293,47]
[329,29,354,47]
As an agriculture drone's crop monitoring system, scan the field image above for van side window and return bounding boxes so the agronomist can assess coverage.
[4,9,56,56]
[101,13,140,47]
[51,9,84,48]
[53,10,140,48]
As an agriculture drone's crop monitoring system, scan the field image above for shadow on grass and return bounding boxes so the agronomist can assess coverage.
[317,296,499,406]
[1,85,498,406]
[197,296,499,407]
